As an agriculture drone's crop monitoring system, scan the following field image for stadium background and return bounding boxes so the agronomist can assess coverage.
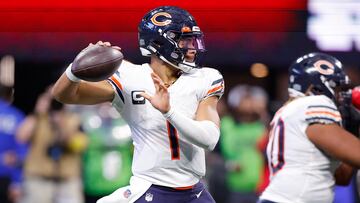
[0,0,359,202]
[0,0,357,113]
[0,0,360,112]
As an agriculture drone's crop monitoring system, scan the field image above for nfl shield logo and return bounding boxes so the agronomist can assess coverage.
[145,192,153,202]
[123,189,131,198]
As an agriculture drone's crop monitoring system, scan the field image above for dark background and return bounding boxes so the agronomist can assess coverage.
[0,0,359,113]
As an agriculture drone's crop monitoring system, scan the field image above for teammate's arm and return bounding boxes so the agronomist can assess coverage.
[306,123,360,168]
[52,74,114,105]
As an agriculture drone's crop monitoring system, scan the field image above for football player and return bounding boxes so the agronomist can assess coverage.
[52,6,224,203]
[258,53,360,203]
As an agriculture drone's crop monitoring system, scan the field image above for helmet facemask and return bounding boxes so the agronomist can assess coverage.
[332,75,352,108]
[160,29,206,72]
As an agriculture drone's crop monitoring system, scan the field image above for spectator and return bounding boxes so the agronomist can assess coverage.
[220,85,269,203]
[0,83,28,203]
[19,86,87,203]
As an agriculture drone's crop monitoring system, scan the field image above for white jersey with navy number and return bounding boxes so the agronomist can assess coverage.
[107,60,224,188]
[260,95,342,203]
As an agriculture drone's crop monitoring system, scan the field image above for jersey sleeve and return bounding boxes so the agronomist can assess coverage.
[201,68,225,100]
[305,97,342,125]
[107,60,129,112]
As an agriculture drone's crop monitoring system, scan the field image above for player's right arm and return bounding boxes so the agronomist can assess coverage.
[52,41,116,105]
[52,73,114,105]
[306,123,360,168]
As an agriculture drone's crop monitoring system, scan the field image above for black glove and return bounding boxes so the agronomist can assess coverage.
[339,91,360,137]
[344,106,360,136]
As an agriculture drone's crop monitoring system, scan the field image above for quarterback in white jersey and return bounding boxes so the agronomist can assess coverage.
[53,6,223,203]
[259,53,360,203]
[108,60,224,187]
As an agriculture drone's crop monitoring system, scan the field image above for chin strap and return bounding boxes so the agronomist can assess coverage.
[158,55,194,73]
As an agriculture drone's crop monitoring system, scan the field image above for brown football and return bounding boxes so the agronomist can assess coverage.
[71,44,123,82]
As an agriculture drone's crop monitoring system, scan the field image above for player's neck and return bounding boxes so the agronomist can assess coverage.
[150,56,181,87]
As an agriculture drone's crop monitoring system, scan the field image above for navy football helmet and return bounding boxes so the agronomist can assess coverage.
[138,6,206,73]
[288,53,351,102]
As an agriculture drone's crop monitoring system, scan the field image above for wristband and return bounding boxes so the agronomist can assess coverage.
[65,64,81,82]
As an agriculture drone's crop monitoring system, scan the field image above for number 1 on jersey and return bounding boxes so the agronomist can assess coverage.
[166,121,180,160]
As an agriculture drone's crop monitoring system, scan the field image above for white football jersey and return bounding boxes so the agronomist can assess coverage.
[107,61,224,187]
[260,95,342,203]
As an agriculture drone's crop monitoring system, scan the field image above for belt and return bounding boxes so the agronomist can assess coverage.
[152,183,197,191]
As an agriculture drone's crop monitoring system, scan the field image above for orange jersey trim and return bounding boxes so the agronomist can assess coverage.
[305,111,341,119]
[207,84,223,95]
[110,76,123,90]
[173,185,195,190]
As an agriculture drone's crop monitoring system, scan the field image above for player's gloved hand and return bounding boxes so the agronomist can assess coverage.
[344,106,360,137]
[339,90,360,137]
[140,72,171,114]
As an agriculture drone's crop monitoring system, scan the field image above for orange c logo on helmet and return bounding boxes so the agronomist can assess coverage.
[150,12,172,26]
[314,60,335,75]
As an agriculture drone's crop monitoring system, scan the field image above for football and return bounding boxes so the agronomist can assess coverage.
[352,86,360,110]
[71,44,123,82]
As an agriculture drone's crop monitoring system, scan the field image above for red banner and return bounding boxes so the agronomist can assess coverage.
[0,0,306,32]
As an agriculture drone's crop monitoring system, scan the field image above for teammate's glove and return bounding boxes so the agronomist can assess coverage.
[339,90,360,137]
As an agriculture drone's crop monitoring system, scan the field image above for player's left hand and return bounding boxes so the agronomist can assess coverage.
[141,73,171,114]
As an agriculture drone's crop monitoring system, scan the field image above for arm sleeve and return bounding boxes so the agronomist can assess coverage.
[164,108,220,151]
